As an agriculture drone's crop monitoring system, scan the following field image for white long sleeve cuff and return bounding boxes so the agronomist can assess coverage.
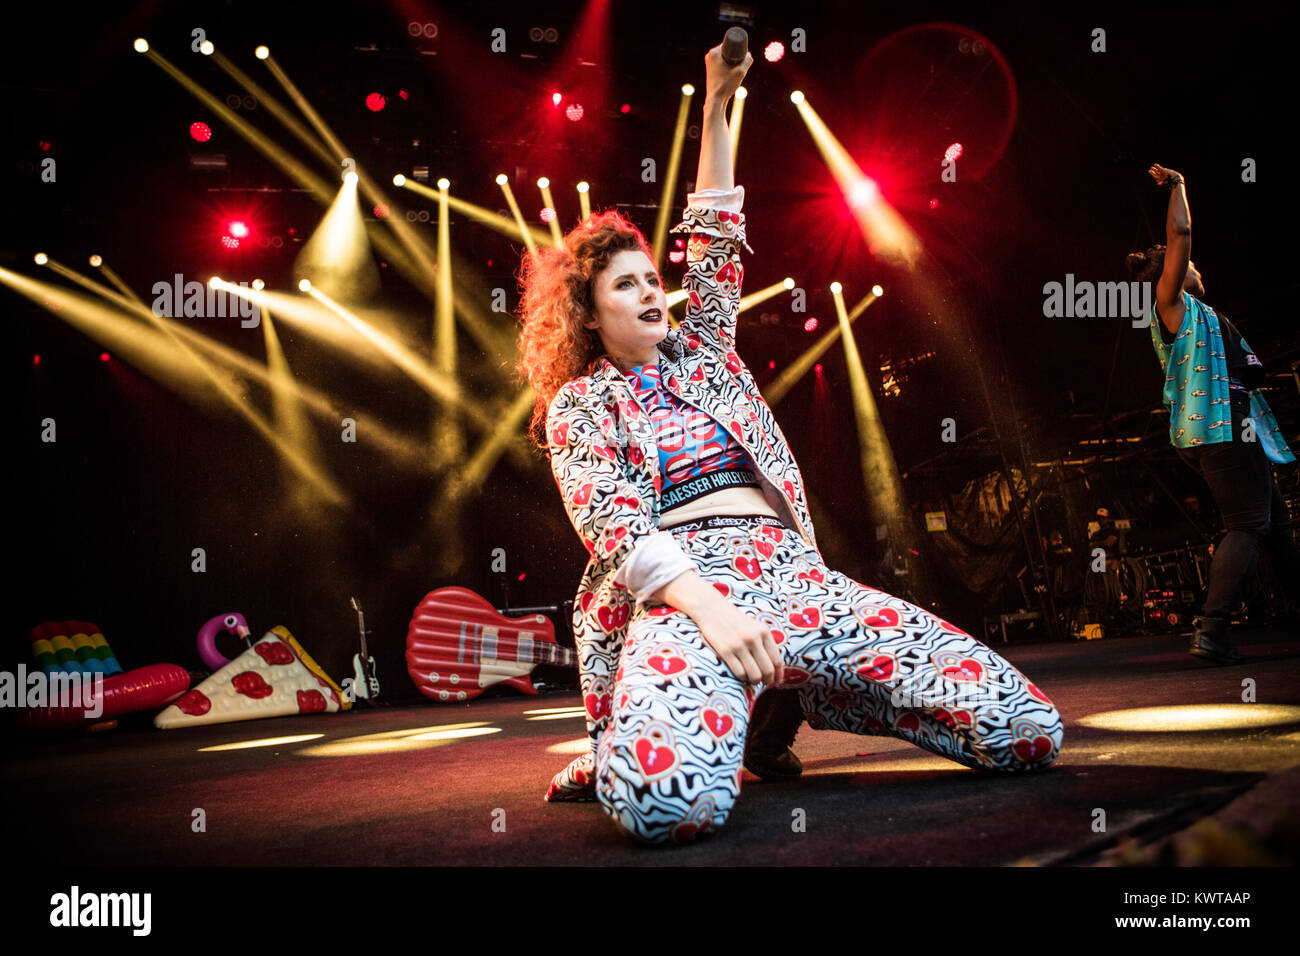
[613,530,696,606]
[685,185,744,213]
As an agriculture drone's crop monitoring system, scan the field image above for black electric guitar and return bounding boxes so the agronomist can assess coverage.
[349,597,382,703]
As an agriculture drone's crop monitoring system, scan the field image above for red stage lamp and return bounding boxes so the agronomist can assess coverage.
[221,235,240,249]
[551,92,563,107]
[929,198,939,209]
[804,318,819,332]
[366,92,386,111]
[539,207,556,223]
[373,203,389,218]
[668,250,685,263]
[190,122,212,142]
[764,41,785,62]
[100,352,110,362]
[620,103,631,114]
[565,103,584,121]
[34,354,41,365]
[814,363,823,373]
[944,142,963,163]
[227,220,249,238]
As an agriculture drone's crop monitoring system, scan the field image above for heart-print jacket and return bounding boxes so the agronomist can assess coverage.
[544,187,825,786]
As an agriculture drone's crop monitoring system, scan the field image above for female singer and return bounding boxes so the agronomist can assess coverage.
[515,40,1062,844]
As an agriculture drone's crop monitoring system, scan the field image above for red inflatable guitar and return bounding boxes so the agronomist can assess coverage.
[405,586,576,702]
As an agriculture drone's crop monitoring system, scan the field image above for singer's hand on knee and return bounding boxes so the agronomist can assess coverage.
[697,606,784,686]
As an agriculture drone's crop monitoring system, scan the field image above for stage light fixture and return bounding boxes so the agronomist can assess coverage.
[298,279,311,291]
[495,173,508,185]
[551,92,562,107]
[620,103,631,113]
[849,179,878,205]
[200,40,214,55]
[255,45,269,59]
[252,279,264,290]
[804,317,818,332]
[189,122,212,142]
[366,92,386,111]
[783,277,795,289]
[133,38,148,53]
[536,177,549,189]
[945,142,963,163]
[929,198,940,209]
[735,87,747,100]
[830,281,842,294]
[227,220,249,238]
[88,255,102,267]
[393,174,406,187]
[790,90,804,104]
[872,285,884,297]
[814,363,823,373]
[34,253,48,265]
[344,170,358,185]
[765,41,785,62]
[565,104,584,121]
[682,84,694,95]
[437,177,450,190]
[540,207,556,223]
[100,353,110,362]
[577,181,589,193]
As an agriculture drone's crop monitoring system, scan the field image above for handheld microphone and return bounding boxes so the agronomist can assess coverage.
[721,27,749,66]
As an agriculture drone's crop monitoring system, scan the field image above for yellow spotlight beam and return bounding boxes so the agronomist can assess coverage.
[791,92,923,268]
[737,277,791,314]
[537,178,564,245]
[299,282,470,411]
[258,303,329,511]
[432,177,464,468]
[763,289,878,407]
[216,283,530,463]
[652,84,695,265]
[577,181,591,222]
[295,175,380,304]
[20,262,347,505]
[258,49,443,297]
[730,87,747,165]
[495,175,537,256]
[135,42,434,298]
[831,282,909,545]
[436,387,537,510]
[91,257,146,307]
[208,49,336,168]
[402,178,550,251]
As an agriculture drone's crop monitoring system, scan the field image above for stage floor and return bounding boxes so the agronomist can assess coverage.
[5,626,1299,866]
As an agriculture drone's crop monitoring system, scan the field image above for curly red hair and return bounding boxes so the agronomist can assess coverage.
[514,209,655,453]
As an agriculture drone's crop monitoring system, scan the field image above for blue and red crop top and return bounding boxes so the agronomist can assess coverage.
[624,362,761,511]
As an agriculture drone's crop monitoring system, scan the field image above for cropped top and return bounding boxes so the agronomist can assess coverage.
[623,362,760,512]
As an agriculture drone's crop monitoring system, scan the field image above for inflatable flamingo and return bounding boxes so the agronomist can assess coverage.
[197,613,253,672]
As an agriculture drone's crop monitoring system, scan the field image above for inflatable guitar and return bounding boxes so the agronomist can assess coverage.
[405,586,576,702]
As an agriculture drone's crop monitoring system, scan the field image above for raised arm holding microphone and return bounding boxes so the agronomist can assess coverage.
[1130,165,1298,664]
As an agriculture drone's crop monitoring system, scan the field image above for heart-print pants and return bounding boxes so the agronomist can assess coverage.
[596,514,1063,845]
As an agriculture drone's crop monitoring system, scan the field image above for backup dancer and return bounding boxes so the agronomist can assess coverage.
[1133,164,1298,664]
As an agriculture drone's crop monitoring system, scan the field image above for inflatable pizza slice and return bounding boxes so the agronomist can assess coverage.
[155,626,350,729]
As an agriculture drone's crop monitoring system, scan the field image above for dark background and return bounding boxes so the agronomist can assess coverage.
[7,0,1297,699]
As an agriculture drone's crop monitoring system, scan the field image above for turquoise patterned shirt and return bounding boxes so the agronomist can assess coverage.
[1148,293,1294,463]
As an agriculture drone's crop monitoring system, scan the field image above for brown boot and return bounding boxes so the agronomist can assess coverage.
[744,688,804,780]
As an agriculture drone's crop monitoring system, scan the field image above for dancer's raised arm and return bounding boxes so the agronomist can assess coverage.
[1150,163,1190,335]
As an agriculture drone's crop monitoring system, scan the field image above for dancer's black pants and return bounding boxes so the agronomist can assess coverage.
[1177,438,1300,619]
